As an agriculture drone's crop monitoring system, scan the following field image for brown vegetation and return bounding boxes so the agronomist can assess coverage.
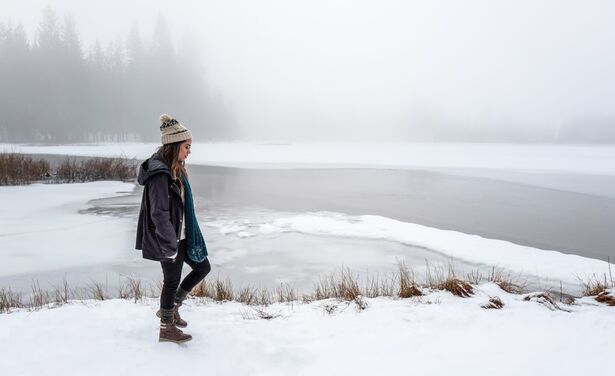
[595,291,615,306]
[0,152,50,185]
[482,296,504,309]
[0,152,136,185]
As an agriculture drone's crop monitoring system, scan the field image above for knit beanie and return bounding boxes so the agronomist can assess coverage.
[160,114,192,144]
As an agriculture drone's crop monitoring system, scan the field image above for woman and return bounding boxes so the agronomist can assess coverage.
[135,114,211,344]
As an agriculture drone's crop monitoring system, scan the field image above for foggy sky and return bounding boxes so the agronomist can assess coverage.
[2,0,615,142]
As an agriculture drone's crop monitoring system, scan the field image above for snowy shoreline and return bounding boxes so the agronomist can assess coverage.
[1,284,614,376]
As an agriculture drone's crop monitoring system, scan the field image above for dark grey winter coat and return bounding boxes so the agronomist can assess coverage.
[135,152,184,261]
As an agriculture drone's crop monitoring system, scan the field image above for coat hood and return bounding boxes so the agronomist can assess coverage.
[137,152,171,185]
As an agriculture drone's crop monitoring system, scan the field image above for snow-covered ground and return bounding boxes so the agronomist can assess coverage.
[3,142,615,175]
[1,284,613,376]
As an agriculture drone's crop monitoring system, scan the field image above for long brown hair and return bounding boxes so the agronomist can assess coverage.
[156,141,187,189]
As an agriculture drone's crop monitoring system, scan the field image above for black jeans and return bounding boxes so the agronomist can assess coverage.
[160,239,211,309]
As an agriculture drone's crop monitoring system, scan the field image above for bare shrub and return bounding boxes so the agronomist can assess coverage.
[56,157,81,183]
[0,152,50,185]
[56,156,136,183]
[482,296,504,309]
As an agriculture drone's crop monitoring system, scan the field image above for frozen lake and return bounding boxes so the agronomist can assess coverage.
[1,151,614,297]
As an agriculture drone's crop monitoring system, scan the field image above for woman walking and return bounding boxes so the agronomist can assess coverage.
[135,114,211,343]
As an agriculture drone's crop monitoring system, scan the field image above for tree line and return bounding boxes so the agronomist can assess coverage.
[0,7,233,143]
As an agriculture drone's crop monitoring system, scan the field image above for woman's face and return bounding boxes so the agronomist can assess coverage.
[178,139,192,162]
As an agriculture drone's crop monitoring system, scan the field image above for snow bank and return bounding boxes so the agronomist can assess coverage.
[248,212,613,284]
[1,283,613,376]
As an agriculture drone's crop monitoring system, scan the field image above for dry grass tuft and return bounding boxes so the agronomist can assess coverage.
[117,276,145,302]
[311,268,362,302]
[191,280,214,298]
[238,285,272,306]
[308,268,368,310]
[353,295,369,311]
[398,262,423,298]
[276,282,298,304]
[581,277,609,297]
[30,280,50,310]
[364,272,395,298]
[0,288,24,313]
[487,267,526,294]
[214,277,235,302]
[321,302,339,315]
[595,290,615,306]
[192,276,238,305]
[439,277,474,297]
[240,306,281,320]
[482,296,504,309]
[424,260,473,297]
[523,292,569,312]
[50,278,71,305]
[87,280,109,301]
[561,296,576,305]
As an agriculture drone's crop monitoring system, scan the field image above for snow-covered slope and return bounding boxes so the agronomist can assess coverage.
[1,284,613,376]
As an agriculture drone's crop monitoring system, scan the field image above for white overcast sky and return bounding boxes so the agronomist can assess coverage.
[2,0,615,141]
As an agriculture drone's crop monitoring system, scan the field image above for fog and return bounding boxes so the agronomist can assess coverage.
[2,0,615,142]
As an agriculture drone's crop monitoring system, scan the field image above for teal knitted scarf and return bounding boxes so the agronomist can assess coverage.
[181,175,208,263]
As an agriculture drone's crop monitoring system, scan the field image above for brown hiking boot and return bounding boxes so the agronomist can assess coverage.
[159,322,192,344]
[158,308,192,344]
[156,304,188,328]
